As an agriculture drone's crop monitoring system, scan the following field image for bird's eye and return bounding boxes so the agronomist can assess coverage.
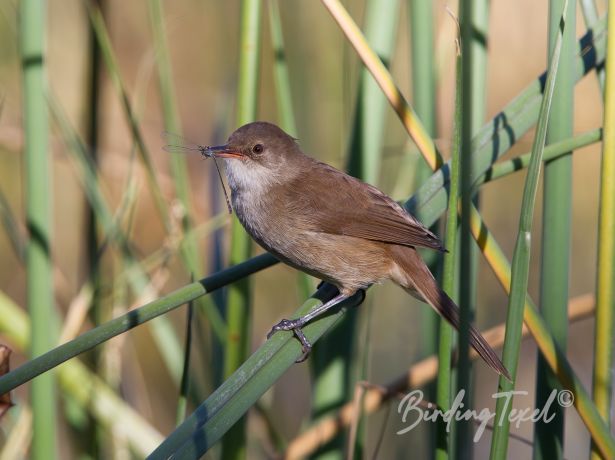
[252,144,264,154]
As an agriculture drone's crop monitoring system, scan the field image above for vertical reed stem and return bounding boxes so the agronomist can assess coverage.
[590,1,615,458]
[435,45,462,460]
[533,1,575,458]
[222,1,262,458]
[456,0,483,454]
[409,0,438,366]
[21,0,57,457]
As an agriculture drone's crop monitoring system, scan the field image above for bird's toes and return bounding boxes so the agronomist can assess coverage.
[267,318,298,339]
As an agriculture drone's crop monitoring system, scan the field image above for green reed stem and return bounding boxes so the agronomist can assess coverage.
[590,2,615,458]
[456,1,489,456]
[490,2,568,458]
[222,3,262,459]
[533,2,575,458]
[435,46,461,460]
[20,0,56,458]
[410,0,438,370]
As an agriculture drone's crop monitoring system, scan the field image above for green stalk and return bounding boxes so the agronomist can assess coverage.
[435,48,461,460]
[20,0,56,458]
[533,1,575,458]
[84,4,105,456]
[222,3,262,458]
[590,1,615,457]
[409,0,439,376]
[490,1,568,458]
[456,1,489,457]
[310,1,400,457]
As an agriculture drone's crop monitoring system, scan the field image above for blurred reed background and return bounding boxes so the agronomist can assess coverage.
[0,0,612,459]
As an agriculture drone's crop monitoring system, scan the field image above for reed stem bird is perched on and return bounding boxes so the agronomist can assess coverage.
[206,121,510,379]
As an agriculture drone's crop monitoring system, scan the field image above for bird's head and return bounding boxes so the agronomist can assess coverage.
[206,121,303,192]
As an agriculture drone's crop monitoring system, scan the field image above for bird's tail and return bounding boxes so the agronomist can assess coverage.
[390,246,511,380]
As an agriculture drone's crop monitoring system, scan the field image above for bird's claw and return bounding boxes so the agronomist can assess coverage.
[267,318,312,363]
[267,318,302,338]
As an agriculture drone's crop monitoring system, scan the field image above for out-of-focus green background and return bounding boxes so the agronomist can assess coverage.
[0,1,607,458]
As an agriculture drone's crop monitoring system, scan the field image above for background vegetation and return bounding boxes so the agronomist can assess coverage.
[0,0,611,459]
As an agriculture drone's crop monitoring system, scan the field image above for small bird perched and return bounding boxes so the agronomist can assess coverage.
[206,121,510,379]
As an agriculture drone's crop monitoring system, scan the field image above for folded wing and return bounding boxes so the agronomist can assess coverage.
[283,161,445,251]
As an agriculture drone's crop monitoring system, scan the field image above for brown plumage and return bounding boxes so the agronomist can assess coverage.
[207,121,510,379]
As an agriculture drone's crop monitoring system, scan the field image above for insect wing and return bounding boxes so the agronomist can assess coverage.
[161,131,206,155]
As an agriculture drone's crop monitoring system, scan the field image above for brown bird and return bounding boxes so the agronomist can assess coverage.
[206,121,510,379]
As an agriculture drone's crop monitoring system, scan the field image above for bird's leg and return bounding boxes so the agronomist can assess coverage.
[267,292,350,362]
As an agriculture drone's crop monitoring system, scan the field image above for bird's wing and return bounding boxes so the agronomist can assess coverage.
[283,161,445,251]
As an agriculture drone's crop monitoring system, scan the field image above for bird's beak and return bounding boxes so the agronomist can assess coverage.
[205,144,244,159]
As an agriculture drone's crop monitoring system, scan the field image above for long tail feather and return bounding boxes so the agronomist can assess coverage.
[391,246,511,380]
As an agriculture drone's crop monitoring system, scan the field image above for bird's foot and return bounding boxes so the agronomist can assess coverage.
[267,318,312,363]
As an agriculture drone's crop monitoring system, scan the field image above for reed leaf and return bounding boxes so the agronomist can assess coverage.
[490,4,568,457]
